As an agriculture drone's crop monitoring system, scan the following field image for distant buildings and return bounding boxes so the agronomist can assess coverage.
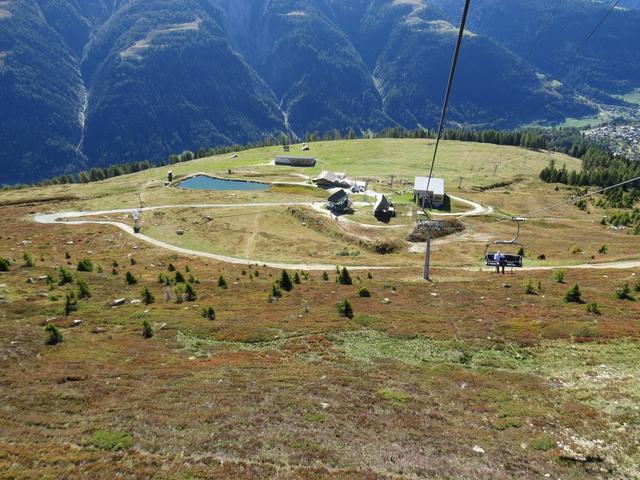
[413,176,445,208]
[327,189,351,213]
[373,194,395,219]
[314,171,350,188]
[275,156,316,167]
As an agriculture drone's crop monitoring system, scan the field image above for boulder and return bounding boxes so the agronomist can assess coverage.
[111,298,126,307]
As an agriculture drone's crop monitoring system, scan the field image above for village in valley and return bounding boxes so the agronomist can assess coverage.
[586,122,640,161]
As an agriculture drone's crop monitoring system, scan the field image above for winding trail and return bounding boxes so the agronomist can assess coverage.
[32,198,640,272]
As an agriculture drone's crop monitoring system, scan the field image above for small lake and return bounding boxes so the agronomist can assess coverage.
[178,176,270,191]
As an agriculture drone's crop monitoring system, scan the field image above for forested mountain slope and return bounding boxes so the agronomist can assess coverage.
[1,0,637,184]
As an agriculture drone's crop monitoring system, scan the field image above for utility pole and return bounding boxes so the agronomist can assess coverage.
[419,219,443,281]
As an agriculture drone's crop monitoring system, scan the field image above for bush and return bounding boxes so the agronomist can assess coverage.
[202,307,216,320]
[65,251,71,260]
[130,258,136,265]
[76,278,91,299]
[142,287,155,305]
[338,299,354,318]
[280,270,293,292]
[358,287,371,298]
[367,272,373,279]
[90,430,133,451]
[586,302,601,315]
[564,284,583,304]
[23,252,35,267]
[142,319,154,339]
[0,258,11,271]
[175,271,185,283]
[614,283,634,301]
[125,271,137,285]
[294,272,301,284]
[530,434,555,451]
[218,275,228,289]
[338,267,352,285]
[185,283,197,302]
[58,267,74,285]
[598,245,608,254]
[523,279,536,295]
[44,324,62,345]
[634,281,640,293]
[174,285,185,303]
[64,292,78,316]
[270,283,282,300]
[552,269,566,284]
[569,245,583,254]
[322,272,329,281]
[77,258,93,272]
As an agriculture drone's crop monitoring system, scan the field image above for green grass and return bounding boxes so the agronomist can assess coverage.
[89,429,133,451]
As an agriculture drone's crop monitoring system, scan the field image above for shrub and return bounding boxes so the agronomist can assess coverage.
[44,324,62,345]
[339,267,352,285]
[202,307,216,320]
[634,281,640,293]
[174,271,185,283]
[516,247,525,257]
[23,252,35,267]
[142,320,154,339]
[569,245,583,254]
[0,258,11,271]
[142,287,155,305]
[130,258,136,265]
[58,267,74,285]
[77,258,93,272]
[564,284,583,304]
[218,275,228,289]
[537,254,546,260]
[358,287,371,298]
[111,268,118,276]
[158,273,166,284]
[552,269,566,284]
[322,272,329,281]
[65,251,71,260]
[530,434,555,451]
[167,263,175,271]
[64,292,78,316]
[338,299,354,319]
[185,283,197,302]
[280,270,293,292]
[367,272,373,279]
[76,278,91,299]
[112,260,118,268]
[598,245,608,255]
[125,271,137,285]
[270,284,282,299]
[614,283,634,301]
[523,279,536,295]
[294,272,301,284]
[90,429,133,451]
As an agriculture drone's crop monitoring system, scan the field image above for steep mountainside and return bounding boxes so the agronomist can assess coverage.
[1,0,638,184]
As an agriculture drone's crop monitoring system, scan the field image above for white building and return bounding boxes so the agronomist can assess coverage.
[413,176,445,208]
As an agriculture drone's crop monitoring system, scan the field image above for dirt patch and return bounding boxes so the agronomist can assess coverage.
[407,218,465,242]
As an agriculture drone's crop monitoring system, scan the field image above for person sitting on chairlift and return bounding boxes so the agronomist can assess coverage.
[495,251,506,274]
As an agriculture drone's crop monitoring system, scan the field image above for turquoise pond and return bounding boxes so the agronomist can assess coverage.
[178,176,270,191]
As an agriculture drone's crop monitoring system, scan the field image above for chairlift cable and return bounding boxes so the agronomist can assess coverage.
[425,0,472,211]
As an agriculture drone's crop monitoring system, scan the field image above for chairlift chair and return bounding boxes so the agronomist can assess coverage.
[484,217,526,269]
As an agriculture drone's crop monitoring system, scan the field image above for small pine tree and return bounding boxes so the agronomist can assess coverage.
[367,272,373,280]
[175,271,185,283]
[168,263,176,272]
[112,260,118,268]
[185,265,190,273]
[65,251,71,260]
[553,269,566,284]
[158,273,166,284]
[280,270,293,292]
[185,283,197,302]
[0,258,11,272]
[218,275,228,289]
[564,284,583,304]
[142,319,154,339]
[524,279,536,295]
[598,245,608,255]
[202,307,216,320]
[586,302,601,315]
[174,285,185,303]
[58,267,74,285]
[294,272,301,284]
[339,267,352,285]
[634,281,640,293]
[77,278,91,299]
[338,299,354,319]
[322,271,329,281]
[23,252,35,267]
[64,292,78,316]
[142,287,155,305]
[271,283,282,299]
[130,258,136,265]
[358,287,371,298]
[77,258,93,272]
[614,283,634,301]
[45,324,62,345]
[112,267,118,276]
[125,271,137,285]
